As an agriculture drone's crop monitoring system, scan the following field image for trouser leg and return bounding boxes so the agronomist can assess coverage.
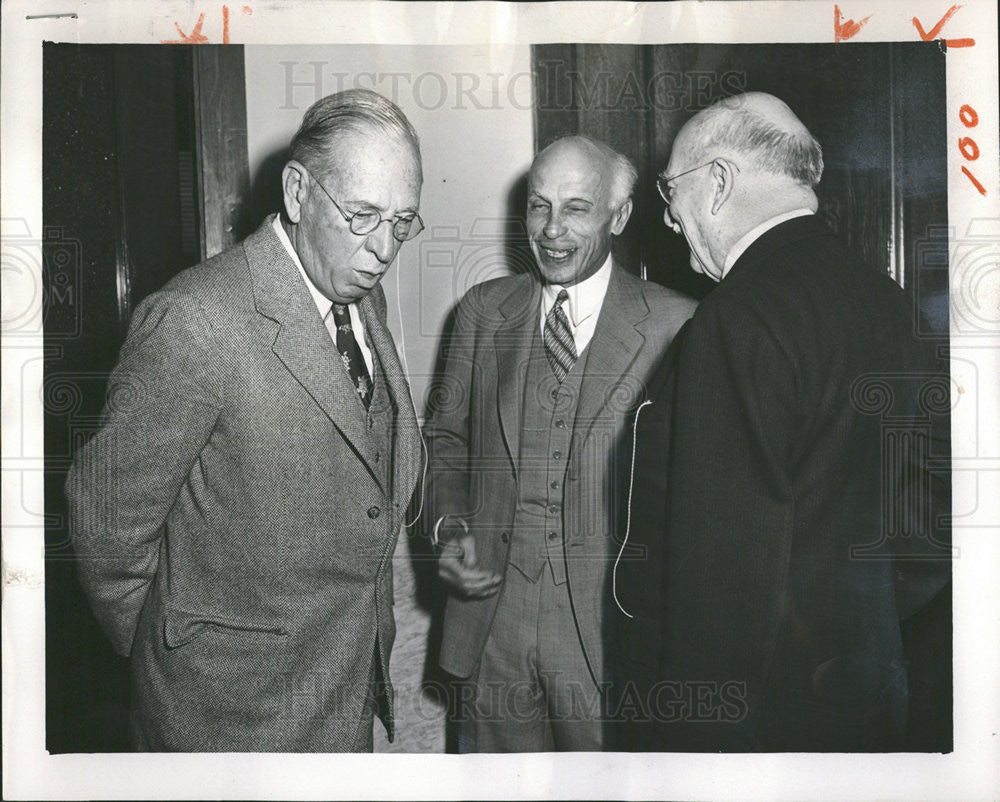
[538,567,604,751]
[460,567,552,752]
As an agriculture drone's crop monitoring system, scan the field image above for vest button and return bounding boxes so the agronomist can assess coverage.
[368,506,381,519]
[555,419,566,429]
[553,450,563,459]
[501,531,510,543]
[550,480,560,490]
[547,504,560,514]
[547,531,559,541]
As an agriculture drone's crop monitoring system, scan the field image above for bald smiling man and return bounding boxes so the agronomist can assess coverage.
[613,92,951,751]
[425,135,696,752]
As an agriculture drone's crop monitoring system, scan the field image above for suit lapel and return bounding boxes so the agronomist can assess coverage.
[359,288,421,506]
[574,264,648,446]
[494,277,540,473]
[245,216,382,487]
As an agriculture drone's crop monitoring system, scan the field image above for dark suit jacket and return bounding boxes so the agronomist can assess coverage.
[425,264,696,683]
[66,216,421,751]
[614,216,951,751]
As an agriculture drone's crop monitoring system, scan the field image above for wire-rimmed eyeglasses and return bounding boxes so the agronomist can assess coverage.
[307,169,425,242]
[655,158,740,206]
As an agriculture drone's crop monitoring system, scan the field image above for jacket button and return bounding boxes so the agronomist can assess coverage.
[368,506,381,519]
[501,531,509,543]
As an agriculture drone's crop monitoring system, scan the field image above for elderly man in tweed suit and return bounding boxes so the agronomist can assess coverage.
[66,89,424,752]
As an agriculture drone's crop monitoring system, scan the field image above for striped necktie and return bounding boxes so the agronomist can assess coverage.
[329,303,372,409]
[543,289,577,383]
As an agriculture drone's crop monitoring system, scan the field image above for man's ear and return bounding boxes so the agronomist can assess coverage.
[610,197,633,236]
[709,159,735,215]
[281,160,309,224]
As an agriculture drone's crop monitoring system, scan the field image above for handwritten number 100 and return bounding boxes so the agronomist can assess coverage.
[959,104,987,196]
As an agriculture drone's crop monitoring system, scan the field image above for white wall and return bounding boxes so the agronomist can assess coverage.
[245,44,535,418]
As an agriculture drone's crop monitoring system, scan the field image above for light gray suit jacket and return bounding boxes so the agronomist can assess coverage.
[66,216,421,751]
[425,264,696,682]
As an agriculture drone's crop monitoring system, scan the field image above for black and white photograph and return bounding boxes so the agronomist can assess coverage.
[3,1,998,799]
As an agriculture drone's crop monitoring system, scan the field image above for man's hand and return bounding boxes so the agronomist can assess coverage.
[438,530,503,599]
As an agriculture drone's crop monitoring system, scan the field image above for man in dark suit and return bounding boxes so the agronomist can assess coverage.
[66,89,424,751]
[613,92,951,751]
[425,136,696,751]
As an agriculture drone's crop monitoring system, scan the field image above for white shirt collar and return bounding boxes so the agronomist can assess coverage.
[722,208,815,278]
[272,215,330,318]
[541,252,614,328]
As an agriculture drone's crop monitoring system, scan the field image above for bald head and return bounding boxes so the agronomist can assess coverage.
[531,136,638,210]
[677,92,823,187]
[526,135,635,286]
[661,93,822,281]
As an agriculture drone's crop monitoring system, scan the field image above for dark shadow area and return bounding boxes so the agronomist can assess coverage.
[504,170,538,278]
[235,146,288,241]
[44,43,206,753]
[412,298,463,753]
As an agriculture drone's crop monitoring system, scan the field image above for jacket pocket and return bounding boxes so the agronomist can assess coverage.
[162,606,287,649]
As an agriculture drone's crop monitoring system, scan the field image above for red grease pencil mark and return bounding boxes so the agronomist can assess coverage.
[961,166,987,196]
[834,5,872,42]
[161,6,249,46]
[958,106,987,196]
[161,12,209,44]
[912,5,975,48]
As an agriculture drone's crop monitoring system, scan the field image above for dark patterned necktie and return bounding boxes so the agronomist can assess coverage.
[543,289,578,383]
[330,303,372,409]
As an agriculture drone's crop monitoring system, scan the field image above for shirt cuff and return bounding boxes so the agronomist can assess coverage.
[432,514,469,548]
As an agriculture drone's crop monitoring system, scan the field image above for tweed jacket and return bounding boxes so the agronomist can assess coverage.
[424,264,696,683]
[66,216,421,751]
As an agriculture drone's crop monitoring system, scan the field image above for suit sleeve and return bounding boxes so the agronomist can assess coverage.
[65,289,224,656]
[422,285,484,536]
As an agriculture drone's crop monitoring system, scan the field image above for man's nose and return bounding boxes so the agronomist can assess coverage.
[663,206,681,234]
[365,219,398,264]
[542,211,567,240]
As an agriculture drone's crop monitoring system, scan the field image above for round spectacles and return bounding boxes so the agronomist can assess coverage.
[656,158,741,207]
[308,169,425,242]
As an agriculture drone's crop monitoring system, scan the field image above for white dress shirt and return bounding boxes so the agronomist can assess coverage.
[539,252,614,355]
[273,216,374,375]
[722,208,815,280]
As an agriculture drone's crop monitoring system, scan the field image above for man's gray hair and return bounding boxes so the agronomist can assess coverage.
[690,102,823,187]
[608,146,639,209]
[289,88,422,177]
[583,136,638,208]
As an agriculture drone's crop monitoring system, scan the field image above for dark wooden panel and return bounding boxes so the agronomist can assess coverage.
[112,46,202,317]
[533,44,651,275]
[43,42,131,754]
[43,43,210,753]
[193,46,251,257]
